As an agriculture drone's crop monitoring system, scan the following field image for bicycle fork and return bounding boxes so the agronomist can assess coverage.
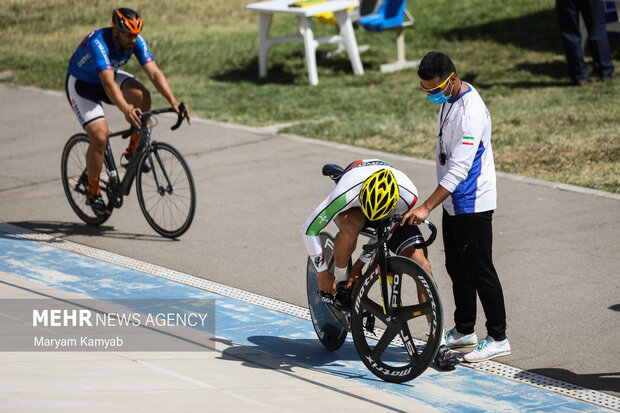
[376,246,419,361]
[144,147,174,196]
[377,243,397,321]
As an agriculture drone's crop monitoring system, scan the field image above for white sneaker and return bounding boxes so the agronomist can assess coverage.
[445,327,478,349]
[463,336,511,363]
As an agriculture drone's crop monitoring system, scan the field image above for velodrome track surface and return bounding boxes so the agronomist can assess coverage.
[0,84,619,411]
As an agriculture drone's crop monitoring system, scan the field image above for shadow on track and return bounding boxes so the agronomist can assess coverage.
[520,368,620,394]
[6,220,172,242]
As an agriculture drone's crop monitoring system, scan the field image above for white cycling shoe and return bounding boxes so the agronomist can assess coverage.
[463,336,511,363]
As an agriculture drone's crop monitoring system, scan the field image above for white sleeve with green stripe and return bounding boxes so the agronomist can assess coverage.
[301,184,359,272]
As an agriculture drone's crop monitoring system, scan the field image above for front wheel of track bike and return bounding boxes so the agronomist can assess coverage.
[306,232,349,351]
[136,142,196,238]
[61,133,112,226]
[351,256,443,383]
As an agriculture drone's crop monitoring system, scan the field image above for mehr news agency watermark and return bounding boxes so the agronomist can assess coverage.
[0,299,216,351]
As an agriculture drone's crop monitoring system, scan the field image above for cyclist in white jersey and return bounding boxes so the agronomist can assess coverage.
[301,159,459,370]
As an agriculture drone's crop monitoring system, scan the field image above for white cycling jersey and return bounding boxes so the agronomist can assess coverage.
[436,83,497,215]
[301,159,419,272]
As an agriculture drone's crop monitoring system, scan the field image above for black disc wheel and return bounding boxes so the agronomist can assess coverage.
[136,142,196,238]
[61,133,112,225]
[306,232,348,351]
[351,256,443,383]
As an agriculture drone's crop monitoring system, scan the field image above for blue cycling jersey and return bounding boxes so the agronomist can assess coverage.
[67,28,154,84]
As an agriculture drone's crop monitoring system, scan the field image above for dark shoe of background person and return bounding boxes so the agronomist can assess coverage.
[86,193,107,217]
[334,281,352,309]
[601,72,616,82]
[571,77,588,86]
[434,344,459,371]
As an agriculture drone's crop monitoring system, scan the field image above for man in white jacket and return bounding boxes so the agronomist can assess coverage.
[403,51,511,363]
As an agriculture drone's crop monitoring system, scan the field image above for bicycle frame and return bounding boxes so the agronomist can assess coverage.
[358,218,399,324]
[321,218,400,329]
[361,216,436,320]
[102,106,187,209]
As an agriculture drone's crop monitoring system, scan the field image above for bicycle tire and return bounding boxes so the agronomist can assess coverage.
[350,256,443,383]
[61,133,112,226]
[306,232,348,351]
[136,142,196,238]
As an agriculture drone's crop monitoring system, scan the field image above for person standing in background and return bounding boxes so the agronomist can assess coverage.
[556,0,615,85]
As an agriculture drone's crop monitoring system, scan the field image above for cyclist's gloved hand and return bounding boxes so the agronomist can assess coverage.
[318,270,336,294]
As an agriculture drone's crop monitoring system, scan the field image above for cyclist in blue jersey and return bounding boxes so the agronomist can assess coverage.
[65,7,189,216]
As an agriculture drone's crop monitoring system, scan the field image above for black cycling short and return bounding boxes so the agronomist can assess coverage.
[65,71,135,128]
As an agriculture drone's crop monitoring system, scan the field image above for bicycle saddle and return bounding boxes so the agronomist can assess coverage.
[322,164,344,182]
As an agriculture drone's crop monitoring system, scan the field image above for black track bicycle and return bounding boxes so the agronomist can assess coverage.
[306,164,443,383]
[61,104,196,238]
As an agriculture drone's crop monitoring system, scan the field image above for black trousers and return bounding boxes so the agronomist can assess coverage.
[442,209,507,341]
[555,0,615,80]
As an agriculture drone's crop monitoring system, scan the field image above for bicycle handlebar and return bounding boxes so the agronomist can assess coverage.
[140,102,190,130]
[362,215,437,253]
[111,103,190,140]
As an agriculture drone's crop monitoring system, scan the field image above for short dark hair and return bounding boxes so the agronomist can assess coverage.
[418,51,456,81]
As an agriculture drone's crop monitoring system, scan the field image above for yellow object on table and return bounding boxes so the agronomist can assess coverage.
[288,0,326,7]
[315,7,355,25]
[288,0,354,25]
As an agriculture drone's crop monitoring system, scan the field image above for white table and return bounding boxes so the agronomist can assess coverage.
[246,0,364,85]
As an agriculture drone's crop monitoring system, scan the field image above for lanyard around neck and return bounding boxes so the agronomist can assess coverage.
[437,82,463,165]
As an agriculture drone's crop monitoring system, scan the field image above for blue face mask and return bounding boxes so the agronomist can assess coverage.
[428,82,453,105]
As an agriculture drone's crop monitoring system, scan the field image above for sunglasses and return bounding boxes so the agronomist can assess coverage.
[420,72,454,95]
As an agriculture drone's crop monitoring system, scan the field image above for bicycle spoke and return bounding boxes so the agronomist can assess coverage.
[358,296,388,324]
[370,324,400,360]
[136,142,195,238]
[398,302,433,322]
[61,134,111,225]
[398,321,421,363]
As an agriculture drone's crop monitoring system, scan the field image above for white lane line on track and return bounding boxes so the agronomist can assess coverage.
[1,222,619,412]
[116,354,215,389]
[116,354,285,412]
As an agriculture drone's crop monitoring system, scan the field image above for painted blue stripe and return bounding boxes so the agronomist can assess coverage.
[452,141,485,214]
[0,232,613,413]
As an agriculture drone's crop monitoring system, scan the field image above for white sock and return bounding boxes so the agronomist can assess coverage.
[334,266,348,283]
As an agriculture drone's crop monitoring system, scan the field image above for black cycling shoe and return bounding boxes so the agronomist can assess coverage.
[86,193,108,217]
[434,344,459,371]
[334,281,352,309]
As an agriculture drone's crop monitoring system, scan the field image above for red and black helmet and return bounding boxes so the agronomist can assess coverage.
[111,8,143,34]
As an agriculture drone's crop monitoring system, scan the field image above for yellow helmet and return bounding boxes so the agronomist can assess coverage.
[359,169,399,221]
